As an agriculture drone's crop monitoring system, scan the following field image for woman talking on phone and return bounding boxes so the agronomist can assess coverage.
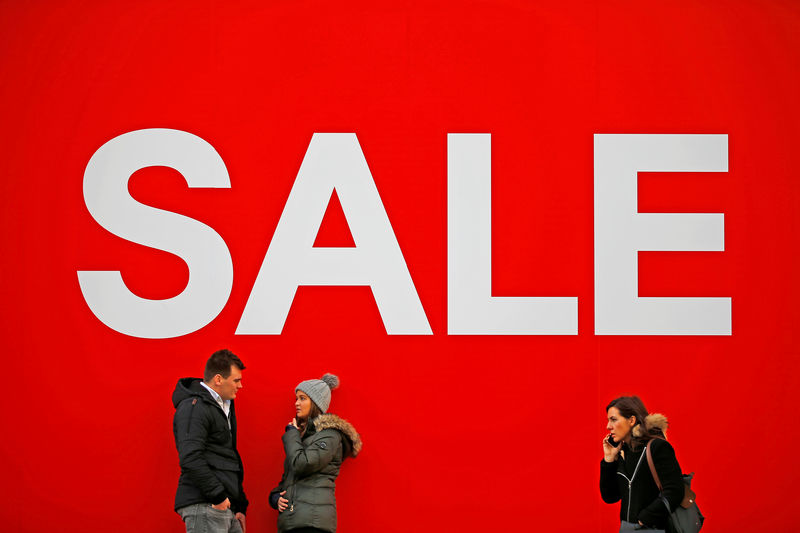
[600,396,685,531]
[269,374,362,533]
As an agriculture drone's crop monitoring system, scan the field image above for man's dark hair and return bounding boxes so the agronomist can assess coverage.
[204,349,245,382]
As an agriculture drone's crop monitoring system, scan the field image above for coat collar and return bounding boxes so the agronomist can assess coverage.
[313,413,362,457]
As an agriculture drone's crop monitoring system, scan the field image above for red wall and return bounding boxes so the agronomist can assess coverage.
[1,1,798,531]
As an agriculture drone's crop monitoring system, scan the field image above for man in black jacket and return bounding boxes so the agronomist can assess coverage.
[173,349,249,533]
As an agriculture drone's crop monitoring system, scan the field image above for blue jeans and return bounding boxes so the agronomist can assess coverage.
[177,503,243,533]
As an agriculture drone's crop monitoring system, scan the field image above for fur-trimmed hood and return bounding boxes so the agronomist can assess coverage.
[313,413,362,457]
[632,412,668,438]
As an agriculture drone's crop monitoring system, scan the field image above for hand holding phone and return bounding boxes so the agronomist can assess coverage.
[603,434,621,462]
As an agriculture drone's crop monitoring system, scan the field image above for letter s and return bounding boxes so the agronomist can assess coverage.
[78,128,233,339]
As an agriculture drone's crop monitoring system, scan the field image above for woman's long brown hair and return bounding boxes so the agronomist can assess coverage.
[298,401,323,437]
[606,395,660,451]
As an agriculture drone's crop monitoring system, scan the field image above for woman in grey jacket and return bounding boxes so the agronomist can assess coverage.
[600,396,685,532]
[269,374,362,533]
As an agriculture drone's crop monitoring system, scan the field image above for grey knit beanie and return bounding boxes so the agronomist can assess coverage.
[296,373,339,413]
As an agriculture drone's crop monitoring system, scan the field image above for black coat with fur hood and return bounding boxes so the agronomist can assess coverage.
[599,414,685,529]
[269,413,362,533]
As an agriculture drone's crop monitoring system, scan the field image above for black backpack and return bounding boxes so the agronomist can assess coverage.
[645,441,705,533]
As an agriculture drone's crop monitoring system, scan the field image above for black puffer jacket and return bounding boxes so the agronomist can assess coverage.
[172,378,249,514]
[269,414,362,533]
[600,437,684,529]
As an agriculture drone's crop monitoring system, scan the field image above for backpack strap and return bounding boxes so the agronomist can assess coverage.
[645,440,663,492]
[645,439,675,514]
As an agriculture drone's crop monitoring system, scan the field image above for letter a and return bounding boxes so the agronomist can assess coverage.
[237,133,431,335]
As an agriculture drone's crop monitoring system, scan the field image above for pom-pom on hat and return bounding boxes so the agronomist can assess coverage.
[296,373,339,413]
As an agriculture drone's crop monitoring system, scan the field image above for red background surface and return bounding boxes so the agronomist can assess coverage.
[1,1,798,531]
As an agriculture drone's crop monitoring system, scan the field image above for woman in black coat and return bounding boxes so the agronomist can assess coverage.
[600,396,685,531]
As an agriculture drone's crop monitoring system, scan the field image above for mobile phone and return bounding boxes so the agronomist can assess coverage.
[607,434,618,446]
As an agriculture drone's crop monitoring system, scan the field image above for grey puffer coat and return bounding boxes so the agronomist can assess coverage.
[269,414,362,533]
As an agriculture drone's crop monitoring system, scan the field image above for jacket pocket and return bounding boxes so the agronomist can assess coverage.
[206,456,241,472]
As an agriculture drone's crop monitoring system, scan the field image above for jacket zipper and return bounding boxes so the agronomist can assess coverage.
[186,398,198,434]
[616,450,647,522]
[286,469,296,513]
[287,430,310,513]
[289,482,296,512]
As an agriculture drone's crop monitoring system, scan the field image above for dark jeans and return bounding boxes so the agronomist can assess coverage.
[619,521,665,532]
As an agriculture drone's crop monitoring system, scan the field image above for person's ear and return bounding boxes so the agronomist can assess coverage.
[629,416,636,428]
